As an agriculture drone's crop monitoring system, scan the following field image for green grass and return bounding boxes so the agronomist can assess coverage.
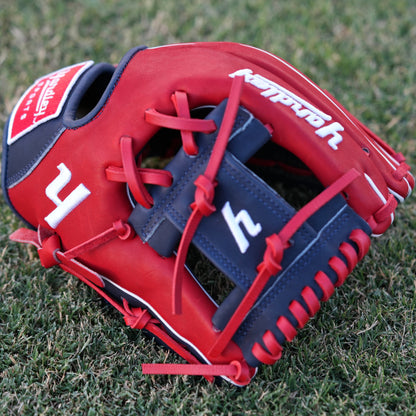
[1,0,415,414]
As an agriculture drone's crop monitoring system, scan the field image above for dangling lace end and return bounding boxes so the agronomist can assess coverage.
[142,360,252,386]
[10,227,41,248]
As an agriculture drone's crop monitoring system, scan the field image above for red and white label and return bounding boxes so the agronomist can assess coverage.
[7,61,94,145]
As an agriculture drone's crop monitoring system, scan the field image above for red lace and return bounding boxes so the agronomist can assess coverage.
[142,360,250,382]
[18,76,249,385]
[106,139,173,208]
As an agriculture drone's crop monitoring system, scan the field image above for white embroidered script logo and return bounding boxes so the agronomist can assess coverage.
[229,68,344,150]
[221,201,262,254]
[44,163,91,229]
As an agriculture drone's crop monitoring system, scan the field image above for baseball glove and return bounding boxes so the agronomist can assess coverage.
[2,42,413,386]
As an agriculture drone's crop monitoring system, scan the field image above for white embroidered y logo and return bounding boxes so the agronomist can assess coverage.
[44,163,91,229]
[221,201,262,253]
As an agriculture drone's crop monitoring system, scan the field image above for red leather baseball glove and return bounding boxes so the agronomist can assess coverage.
[3,43,413,386]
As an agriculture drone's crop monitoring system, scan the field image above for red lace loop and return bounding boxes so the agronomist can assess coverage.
[113,219,134,240]
[144,108,216,137]
[252,330,283,364]
[171,91,199,156]
[329,256,349,287]
[373,193,397,225]
[301,286,321,316]
[392,161,411,181]
[120,136,154,209]
[314,271,334,302]
[262,330,283,359]
[38,234,62,268]
[349,229,371,261]
[106,136,173,210]
[64,220,135,260]
[192,174,217,216]
[105,165,173,188]
[122,299,156,329]
[289,300,309,329]
[339,241,358,273]
[277,316,297,342]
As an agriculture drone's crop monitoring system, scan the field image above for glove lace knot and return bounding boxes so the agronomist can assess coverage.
[122,299,156,330]
[192,174,217,217]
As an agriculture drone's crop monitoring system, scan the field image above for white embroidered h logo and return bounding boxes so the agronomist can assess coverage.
[44,163,91,229]
[221,201,262,253]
